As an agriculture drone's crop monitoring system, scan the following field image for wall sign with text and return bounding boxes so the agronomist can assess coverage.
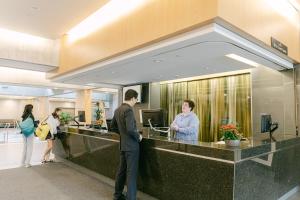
[271,37,288,55]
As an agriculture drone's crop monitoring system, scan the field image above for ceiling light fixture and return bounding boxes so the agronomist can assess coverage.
[153,59,163,63]
[0,27,48,45]
[226,54,260,67]
[67,0,146,42]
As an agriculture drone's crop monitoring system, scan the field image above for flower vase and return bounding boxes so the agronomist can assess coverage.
[225,139,240,147]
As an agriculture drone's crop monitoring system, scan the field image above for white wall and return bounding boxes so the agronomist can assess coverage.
[0,98,76,121]
[0,99,39,120]
[49,101,75,113]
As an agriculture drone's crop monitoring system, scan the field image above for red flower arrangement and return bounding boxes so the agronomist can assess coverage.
[220,124,242,141]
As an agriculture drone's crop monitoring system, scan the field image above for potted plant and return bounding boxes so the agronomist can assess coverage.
[60,112,72,126]
[220,124,242,146]
[94,102,104,129]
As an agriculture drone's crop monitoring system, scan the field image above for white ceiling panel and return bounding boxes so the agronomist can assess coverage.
[0,0,109,38]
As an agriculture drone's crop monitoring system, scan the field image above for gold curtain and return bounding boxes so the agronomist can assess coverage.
[160,73,251,142]
[173,82,188,120]
[235,74,252,138]
[188,80,211,141]
[209,78,227,141]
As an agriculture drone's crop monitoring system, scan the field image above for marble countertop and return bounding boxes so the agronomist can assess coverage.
[66,126,300,162]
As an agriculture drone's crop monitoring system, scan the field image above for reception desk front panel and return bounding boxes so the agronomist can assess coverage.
[54,127,300,200]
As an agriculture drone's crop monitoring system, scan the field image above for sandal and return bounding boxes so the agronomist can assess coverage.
[41,160,47,164]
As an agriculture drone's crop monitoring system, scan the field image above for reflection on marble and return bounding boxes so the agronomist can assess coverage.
[54,128,300,200]
[234,142,300,200]
[54,129,234,200]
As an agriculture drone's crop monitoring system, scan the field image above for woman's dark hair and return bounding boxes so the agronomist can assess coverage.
[52,108,62,119]
[22,104,34,121]
[183,100,195,111]
[124,89,138,101]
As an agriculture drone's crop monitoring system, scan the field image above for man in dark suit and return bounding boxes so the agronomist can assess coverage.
[111,89,142,200]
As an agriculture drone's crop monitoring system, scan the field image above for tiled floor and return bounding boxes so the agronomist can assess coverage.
[0,130,156,200]
[0,128,49,170]
[0,163,115,200]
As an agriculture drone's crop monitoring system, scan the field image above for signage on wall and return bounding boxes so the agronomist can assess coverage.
[271,37,288,55]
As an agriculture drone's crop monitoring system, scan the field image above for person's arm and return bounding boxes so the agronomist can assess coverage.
[125,109,139,141]
[178,116,199,135]
[110,114,119,134]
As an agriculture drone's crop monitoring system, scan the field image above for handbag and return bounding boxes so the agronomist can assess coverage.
[35,116,50,141]
[35,123,50,141]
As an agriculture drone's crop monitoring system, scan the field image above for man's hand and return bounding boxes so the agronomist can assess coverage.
[139,134,143,142]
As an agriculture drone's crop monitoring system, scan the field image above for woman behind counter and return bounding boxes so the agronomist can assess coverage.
[171,100,199,141]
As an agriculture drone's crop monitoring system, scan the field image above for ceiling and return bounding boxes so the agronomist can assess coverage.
[0,0,109,38]
[0,84,74,97]
[54,23,294,86]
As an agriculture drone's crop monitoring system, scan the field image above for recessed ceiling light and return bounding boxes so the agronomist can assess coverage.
[226,54,260,67]
[153,59,163,63]
[87,83,96,86]
[175,75,180,77]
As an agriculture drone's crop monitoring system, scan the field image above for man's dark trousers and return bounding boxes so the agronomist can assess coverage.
[114,150,139,200]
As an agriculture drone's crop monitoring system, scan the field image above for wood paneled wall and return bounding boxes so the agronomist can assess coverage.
[55,0,218,76]
[53,0,300,78]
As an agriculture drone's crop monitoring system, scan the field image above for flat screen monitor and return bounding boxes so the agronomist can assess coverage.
[141,109,165,127]
[78,111,86,122]
[261,114,272,133]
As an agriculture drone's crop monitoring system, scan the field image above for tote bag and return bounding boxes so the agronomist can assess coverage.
[35,123,50,141]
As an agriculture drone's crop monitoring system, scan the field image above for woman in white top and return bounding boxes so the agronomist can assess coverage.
[42,108,61,163]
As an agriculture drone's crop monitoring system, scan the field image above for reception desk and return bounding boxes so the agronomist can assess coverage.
[54,127,300,200]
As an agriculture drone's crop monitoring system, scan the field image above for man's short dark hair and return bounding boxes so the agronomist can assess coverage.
[184,99,195,111]
[125,89,138,101]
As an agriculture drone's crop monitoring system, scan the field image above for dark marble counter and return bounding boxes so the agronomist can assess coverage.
[67,126,300,162]
[54,127,300,200]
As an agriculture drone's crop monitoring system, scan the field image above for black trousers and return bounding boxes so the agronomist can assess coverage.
[114,150,139,200]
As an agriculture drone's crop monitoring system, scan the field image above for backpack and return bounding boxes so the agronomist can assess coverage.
[20,117,35,137]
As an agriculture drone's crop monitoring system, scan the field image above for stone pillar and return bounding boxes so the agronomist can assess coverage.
[35,97,50,120]
[75,89,92,124]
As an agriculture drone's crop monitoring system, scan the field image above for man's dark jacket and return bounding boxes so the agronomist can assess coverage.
[111,103,140,151]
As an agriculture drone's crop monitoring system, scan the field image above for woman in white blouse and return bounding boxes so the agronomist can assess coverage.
[42,108,61,163]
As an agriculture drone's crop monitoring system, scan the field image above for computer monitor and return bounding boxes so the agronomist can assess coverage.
[261,114,272,133]
[141,109,165,127]
[78,111,86,122]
